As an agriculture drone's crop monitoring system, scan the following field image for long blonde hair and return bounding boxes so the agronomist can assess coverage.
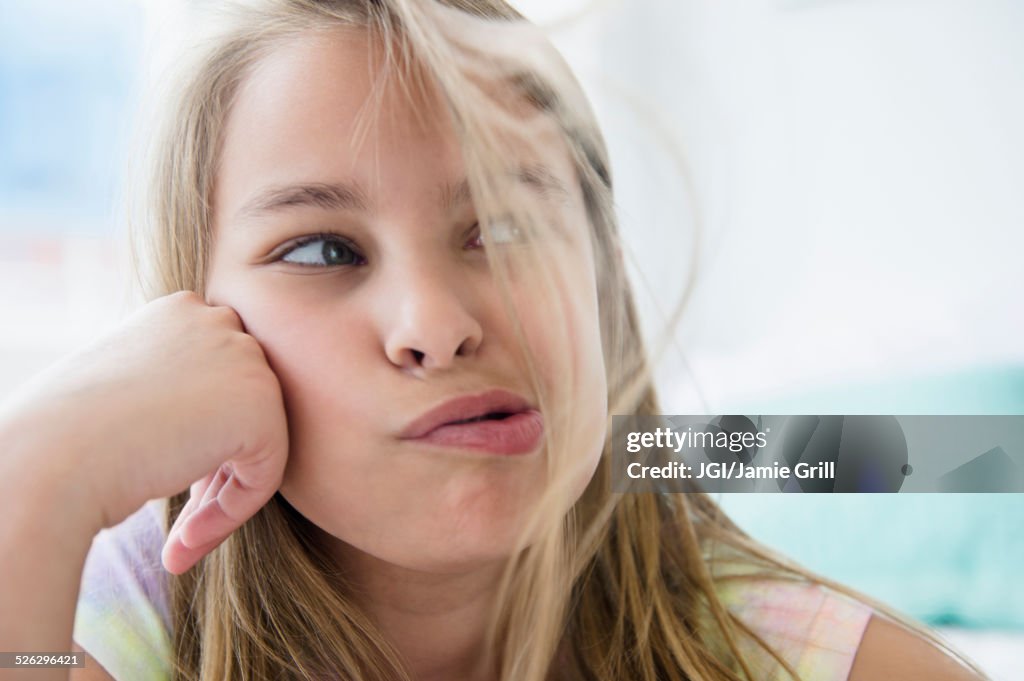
[128,1,988,679]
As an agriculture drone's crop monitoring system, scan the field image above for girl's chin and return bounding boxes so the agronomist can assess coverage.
[381,528,535,573]
[303,518,534,575]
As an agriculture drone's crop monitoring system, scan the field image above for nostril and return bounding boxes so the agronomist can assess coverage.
[456,337,478,357]
[411,349,425,365]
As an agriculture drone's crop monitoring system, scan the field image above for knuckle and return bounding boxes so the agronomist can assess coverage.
[210,304,243,328]
[232,330,268,361]
[153,290,205,319]
[166,289,202,305]
[232,348,276,390]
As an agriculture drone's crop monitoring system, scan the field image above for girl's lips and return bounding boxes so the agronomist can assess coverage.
[406,409,544,455]
[399,388,536,440]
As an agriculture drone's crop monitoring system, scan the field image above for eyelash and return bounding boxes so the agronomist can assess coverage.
[274,226,491,269]
[275,231,367,268]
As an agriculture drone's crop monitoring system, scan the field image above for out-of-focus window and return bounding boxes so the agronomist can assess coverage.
[0,0,145,388]
[0,0,144,232]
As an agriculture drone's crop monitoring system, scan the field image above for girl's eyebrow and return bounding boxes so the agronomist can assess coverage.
[518,163,570,202]
[235,163,568,221]
[236,181,370,220]
[441,166,569,209]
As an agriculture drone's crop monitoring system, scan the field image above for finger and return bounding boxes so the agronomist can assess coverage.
[198,464,230,508]
[178,467,276,551]
[190,470,216,499]
[165,469,216,542]
[161,467,236,574]
[162,500,204,573]
[170,478,206,529]
[161,530,225,575]
[163,438,286,573]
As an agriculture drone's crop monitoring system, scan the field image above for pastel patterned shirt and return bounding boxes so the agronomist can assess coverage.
[73,500,873,680]
[716,575,874,680]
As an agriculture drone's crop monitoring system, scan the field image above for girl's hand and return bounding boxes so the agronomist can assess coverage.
[1,290,289,575]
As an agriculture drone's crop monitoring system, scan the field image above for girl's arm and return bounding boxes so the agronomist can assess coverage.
[0,416,104,681]
[848,615,987,681]
[0,291,290,680]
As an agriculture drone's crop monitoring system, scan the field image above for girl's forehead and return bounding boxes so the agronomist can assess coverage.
[215,26,577,218]
[216,28,464,215]
[232,27,451,151]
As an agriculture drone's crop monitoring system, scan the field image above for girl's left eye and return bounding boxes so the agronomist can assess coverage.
[467,219,525,248]
[278,233,365,268]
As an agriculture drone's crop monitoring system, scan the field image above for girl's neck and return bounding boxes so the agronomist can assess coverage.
[331,541,505,681]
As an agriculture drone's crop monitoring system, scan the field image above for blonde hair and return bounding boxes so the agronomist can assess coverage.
[128,1,989,679]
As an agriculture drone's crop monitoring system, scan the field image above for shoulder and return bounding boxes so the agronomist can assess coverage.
[847,615,985,681]
[73,498,174,681]
[715,577,873,681]
[715,576,985,681]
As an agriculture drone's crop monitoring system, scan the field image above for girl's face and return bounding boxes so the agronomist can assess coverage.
[206,28,607,573]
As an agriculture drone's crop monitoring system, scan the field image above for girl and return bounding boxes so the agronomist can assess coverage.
[0,1,989,680]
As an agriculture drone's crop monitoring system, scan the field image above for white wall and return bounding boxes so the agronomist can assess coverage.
[516,0,1024,410]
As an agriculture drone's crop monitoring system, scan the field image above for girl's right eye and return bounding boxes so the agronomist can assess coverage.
[277,233,365,268]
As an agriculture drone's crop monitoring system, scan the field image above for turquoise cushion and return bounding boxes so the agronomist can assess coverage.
[714,364,1024,630]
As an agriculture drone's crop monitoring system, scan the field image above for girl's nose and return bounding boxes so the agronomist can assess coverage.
[381,262,485,374]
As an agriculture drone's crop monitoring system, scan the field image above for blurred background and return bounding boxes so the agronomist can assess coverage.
[1,0,1021,677]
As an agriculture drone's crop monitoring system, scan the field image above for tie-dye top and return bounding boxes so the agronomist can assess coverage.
[73,500,874,681]
[74,499,174,681]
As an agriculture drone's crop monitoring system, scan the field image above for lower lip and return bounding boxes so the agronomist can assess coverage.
[410,410,544,455]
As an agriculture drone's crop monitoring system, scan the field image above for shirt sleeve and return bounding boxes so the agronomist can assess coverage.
[716,578,874,681]
[72,498,174,681]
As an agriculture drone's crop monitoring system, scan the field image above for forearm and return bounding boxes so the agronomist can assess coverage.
[0,417,102,681]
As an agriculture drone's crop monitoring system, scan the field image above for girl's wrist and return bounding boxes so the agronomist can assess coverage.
[0,404,109,542]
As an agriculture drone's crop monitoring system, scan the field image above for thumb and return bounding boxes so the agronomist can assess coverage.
[161,448,284,574]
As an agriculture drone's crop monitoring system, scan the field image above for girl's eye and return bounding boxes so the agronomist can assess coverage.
[278,233,365,268]
[468,219,525,249]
